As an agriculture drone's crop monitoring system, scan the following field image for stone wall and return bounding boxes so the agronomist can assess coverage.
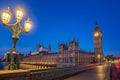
[0,70,30,80]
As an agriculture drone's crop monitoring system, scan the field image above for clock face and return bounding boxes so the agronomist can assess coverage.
[94,32,99,37]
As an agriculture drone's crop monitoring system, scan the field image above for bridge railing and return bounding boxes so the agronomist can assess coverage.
[19,62,57,69]
[0,63,101,80]
[30,63,100,80]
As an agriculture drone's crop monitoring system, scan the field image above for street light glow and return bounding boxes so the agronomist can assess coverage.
[24,18,32,32]
[1,7,12,24]
[16,7,24,21]
[0,6,32,70]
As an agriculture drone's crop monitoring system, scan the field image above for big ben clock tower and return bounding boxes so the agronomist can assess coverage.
[93,22,103,62]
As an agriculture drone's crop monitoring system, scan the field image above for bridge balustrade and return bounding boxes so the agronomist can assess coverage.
[20,62,57,69]
[30,65,91,80]
[30,63,101,80]
[0,63,100,80]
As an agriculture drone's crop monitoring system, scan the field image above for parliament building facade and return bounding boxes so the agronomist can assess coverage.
[22,22,104,67]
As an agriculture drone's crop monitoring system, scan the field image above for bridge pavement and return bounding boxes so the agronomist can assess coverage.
[65,63,110,80]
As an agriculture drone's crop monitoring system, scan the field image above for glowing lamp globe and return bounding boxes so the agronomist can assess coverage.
[1,7,12,24]
[24,18,32,32]
[16,7,24,21]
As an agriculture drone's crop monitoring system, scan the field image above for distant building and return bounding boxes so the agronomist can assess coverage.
[21,22,104,67]
[22,40,94,67]
[22,44,58,65]
[57,40,94,67]
[93,22,104,62]
[18,54,24,61]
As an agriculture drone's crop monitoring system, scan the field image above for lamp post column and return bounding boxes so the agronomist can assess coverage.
[12,38,17,51]
[1,7,32,70]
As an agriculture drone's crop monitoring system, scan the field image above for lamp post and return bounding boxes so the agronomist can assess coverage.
[0,7,32,70]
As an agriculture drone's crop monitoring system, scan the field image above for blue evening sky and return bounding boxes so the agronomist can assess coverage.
[0,0,120,58]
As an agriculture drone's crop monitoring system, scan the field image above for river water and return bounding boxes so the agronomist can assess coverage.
[0,62,4,70]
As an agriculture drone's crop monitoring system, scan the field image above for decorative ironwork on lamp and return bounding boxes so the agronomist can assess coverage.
[0,6,32,70]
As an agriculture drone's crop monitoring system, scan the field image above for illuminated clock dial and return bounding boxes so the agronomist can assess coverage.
[94,32,99,37]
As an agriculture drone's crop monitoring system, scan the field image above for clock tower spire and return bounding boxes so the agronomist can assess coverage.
[93,22,103,62]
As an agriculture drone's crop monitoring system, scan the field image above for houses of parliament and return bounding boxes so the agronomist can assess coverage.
[21,22,104,67]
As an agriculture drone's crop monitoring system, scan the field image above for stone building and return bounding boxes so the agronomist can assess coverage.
[21,22,103,67]
[93,22,103,62]
[57,40,94,67]
[22,44,58,65]
[22,40,94,67]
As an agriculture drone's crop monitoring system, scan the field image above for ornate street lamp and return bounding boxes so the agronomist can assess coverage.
[1,7,32,70]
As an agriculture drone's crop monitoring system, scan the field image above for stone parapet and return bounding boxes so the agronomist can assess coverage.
[0,70,30,80]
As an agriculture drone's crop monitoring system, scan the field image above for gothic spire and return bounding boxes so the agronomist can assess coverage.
[94,21,100,31]
[48,43,51,51]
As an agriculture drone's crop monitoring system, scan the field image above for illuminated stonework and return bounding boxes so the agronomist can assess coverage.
[20,22,104,67]
[58,40,94,67]
[94,22,104,62]
[21,40,94,67]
